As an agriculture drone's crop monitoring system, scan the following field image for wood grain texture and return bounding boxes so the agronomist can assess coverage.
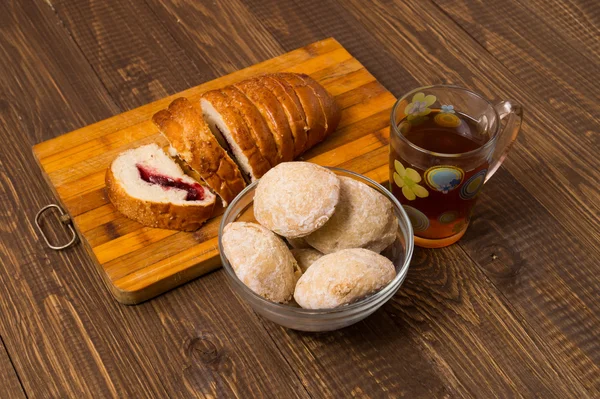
[431,0,600,169]
[464,168,600,393]
[135,273,311,399]
[50,0,203,109]
[324,0,600,394]
[144,0,283,77]
[2,1,312,398]
[2,0,598,396]
[460,0,600,67]
[231,0,599,396]
[0,338,25,399]
[0,1,170,397]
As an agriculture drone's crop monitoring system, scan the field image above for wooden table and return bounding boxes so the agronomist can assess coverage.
[1,0,598,397]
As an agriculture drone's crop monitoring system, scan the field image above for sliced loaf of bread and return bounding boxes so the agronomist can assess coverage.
[150,73,339,198]
[220,86,279,167]
[295,73,341,138]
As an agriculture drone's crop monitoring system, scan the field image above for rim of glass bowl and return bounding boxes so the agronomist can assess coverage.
[218,166,415,317]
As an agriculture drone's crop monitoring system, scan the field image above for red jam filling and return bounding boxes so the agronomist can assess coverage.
[136,164,204,201]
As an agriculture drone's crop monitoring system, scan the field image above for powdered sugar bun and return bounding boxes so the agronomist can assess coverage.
[222,222,300,303]
[305,176,397,254]
[290,248,323,273]
[286,236,310,249]
[294,248,395,309]
[253,162,340,238]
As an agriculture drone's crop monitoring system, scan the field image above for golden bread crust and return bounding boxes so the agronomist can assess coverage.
[220,86,279,167]
[297,73,341,139]
[152,97,246,205]
[234,78,295,163]
[201,90,271,179]
[261,75,309,157]
[273,73,327,151]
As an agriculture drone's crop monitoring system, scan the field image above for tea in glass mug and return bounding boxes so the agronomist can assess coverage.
[389,86,522,248]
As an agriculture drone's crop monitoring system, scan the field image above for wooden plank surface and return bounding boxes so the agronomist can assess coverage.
[0,1,312,398]
[1,0,598,397]
[330,1,600,393]
[0,1,171,397]
[0,338,25,399]
[219,0,598,396]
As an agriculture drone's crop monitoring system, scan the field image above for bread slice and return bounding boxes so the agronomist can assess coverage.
[272,73,327,151]
[233,78,295,163]
[201,90,271,181]
[261,75,309,157]
[297,73,341,138]
[220,86,279,167]
[106,143,216,231]
[152,97,246,206]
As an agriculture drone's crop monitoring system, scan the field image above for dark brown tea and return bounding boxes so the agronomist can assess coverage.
[390,109,490,239]
[403,119,483,153]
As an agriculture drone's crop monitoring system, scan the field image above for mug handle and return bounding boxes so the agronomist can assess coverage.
[485,100,523,183]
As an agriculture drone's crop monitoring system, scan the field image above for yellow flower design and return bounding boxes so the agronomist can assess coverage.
[404,92,437,121]
[434,112,461,128]
[393,160,429,200]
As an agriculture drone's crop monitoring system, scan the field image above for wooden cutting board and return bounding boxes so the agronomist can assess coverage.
[33,38,397,304]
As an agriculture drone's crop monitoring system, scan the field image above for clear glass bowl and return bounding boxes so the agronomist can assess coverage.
[218,167,414,331]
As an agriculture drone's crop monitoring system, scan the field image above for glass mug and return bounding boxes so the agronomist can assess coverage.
[389,85,522,248]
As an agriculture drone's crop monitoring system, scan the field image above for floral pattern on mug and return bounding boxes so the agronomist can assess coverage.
[404,92,437,121]
[434,112,461,128]
[393,160,429,200]
[424,165,464,194]
[441,104,455,114]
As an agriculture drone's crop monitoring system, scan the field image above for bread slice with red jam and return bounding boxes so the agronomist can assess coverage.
[106,143,216,231]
